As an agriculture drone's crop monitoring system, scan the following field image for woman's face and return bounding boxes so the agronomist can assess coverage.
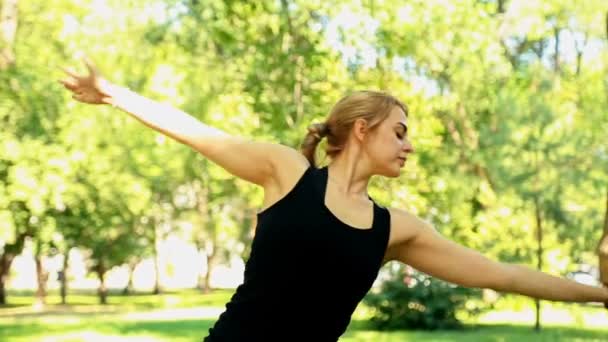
[363,106,414,177]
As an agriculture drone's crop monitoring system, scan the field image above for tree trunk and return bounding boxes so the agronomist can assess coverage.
[197,238,217,294]
[197,244,205,291]
[279,0,305,128]
[598,187,608,286]
[533,199,543,331]
[152,224,162,295]
[96,262,107,305]
[497,0,505,14]
[0,0,18,70]
[34,253,48,306]
[203,246,216,294]
[59,248,70,305]
[59,250,69,304]
[151,218,164,295]
[553,26,560,73]
[153,254,161,295]
[0,253,12,305]
[122,259,137,295]
[0,272,5,306]
[0,232,29,305]
[196,179,217,294]
[601,12,608,288]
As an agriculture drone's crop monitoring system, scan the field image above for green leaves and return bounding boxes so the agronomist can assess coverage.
[1,0,607,314]
[364,266,484,330]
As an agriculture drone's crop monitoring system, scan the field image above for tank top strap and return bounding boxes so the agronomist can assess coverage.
[371,201,391,239]
[309,166,325,200]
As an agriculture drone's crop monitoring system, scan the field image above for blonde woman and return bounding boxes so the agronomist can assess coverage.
[61,60,608,342]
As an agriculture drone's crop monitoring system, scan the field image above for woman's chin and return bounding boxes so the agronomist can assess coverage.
[382,166,402,178]
[374,162,404,178]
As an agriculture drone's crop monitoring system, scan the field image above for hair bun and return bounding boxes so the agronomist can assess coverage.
[307,122,329,140]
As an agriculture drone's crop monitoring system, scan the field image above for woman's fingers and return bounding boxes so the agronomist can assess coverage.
[59,60,106,104]
[61,66,81,79]
[59,78,78,91]
[101,96,114,105]
[83,57,98,77]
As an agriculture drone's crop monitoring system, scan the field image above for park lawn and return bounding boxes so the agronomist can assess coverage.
[2,289,234,310]
[1,318,608,342]
[1,290,607,341]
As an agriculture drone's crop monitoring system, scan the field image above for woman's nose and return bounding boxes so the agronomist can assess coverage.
[404,140,414,154]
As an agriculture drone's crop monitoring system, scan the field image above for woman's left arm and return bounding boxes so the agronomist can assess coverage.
[387,208,608,304]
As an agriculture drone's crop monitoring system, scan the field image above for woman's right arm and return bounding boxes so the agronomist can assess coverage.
[60,59,306,187]
[107,84,301,186]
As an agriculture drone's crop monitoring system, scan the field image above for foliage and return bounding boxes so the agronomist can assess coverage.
[364,267,485,330]
[0,0,607,328]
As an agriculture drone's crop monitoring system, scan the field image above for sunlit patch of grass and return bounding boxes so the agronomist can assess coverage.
[0,318,216,342]
[2,319,606,342]
[342,323,608,341]
[1,290,607,341]
[1,288,234,313]
[38,331,168,342]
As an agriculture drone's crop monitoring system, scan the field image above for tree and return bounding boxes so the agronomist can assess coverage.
[0,0,17,69]
[597,10,608,289]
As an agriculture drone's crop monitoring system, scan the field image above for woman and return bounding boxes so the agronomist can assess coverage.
[60,60,608,341]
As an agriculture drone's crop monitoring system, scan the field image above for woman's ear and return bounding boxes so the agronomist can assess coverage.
[353,118,368,142]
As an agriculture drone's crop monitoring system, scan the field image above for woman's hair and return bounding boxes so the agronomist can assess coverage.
[301,90,408,167]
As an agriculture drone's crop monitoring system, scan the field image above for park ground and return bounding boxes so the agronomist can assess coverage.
[1,290,607,341]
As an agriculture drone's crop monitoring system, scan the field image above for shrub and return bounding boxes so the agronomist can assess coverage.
[363,267,486,330]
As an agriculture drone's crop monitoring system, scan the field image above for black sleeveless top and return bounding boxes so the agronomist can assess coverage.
[204,165,391,342]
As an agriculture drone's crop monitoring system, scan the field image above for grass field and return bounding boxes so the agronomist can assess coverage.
[1,290,607,341]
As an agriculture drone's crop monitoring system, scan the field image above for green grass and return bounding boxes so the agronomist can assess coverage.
[1,290,607,341]
[3,289,234,309]
[343,324,608,341]
[2,318,607,342]
[0,318,215,342]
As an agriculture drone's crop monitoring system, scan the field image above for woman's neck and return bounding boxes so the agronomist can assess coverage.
[327,150,372,199]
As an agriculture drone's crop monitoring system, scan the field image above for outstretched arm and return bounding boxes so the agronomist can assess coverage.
[59,59,301,187]
[386,208,608,304]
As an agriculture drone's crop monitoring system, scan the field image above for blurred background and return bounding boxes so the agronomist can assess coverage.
[1,0,607,341]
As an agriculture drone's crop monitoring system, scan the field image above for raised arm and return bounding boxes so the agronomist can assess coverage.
[59,59,306,187]
[385,208,608,304]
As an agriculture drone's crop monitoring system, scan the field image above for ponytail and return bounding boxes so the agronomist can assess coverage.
[301,122,329,168]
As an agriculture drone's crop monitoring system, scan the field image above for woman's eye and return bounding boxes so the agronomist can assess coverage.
[396,133,403,139]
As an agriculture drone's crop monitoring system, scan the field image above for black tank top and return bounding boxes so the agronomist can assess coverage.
[204,165,391,342]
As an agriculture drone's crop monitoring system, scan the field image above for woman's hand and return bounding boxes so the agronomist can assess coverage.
[59,58,114,105]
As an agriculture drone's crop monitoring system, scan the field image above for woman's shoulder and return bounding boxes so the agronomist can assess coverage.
[269,144,311,186]
[384,207,425,252]
[260,144,311,212]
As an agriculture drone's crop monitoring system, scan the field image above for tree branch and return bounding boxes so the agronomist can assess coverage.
[0,0,18,70]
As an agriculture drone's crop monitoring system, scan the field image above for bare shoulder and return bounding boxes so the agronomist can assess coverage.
[267,143,310,185]
[384,207,432,261]
[261,144,310,210]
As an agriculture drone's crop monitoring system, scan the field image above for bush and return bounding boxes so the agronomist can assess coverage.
[363,268,486,330]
